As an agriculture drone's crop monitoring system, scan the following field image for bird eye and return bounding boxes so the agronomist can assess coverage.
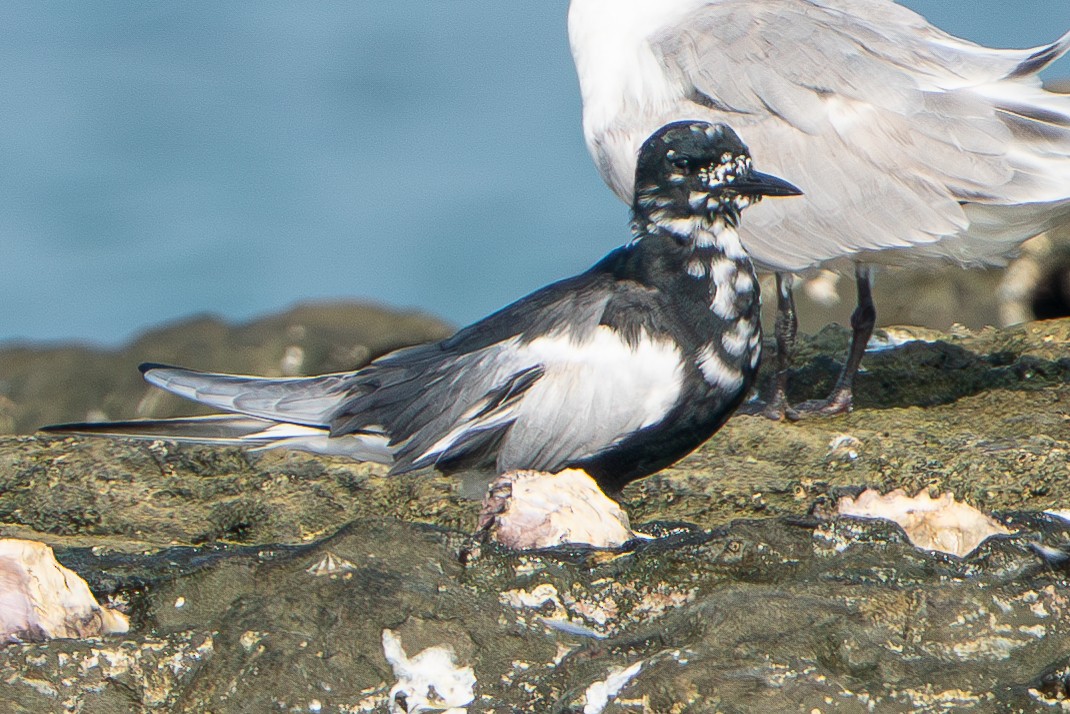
[672,157,692,171]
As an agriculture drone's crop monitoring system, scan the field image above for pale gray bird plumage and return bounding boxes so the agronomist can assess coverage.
[569,0,1070,273]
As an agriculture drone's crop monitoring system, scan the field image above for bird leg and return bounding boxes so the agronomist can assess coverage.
[737,272,796,420]
[789,265,875,418]
[759,273,797,419]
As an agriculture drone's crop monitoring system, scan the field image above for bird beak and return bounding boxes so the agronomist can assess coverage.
[730,170,802,197]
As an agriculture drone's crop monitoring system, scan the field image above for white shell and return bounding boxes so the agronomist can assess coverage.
[305,552,357,577]
[0,538,129,643]
[382,629,476,714]
[837,488,1013,557]
[479,469,640,550]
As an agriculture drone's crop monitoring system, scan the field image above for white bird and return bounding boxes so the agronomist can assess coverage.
[569,0,1070,417]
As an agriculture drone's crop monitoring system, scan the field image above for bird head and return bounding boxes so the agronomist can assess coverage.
[633,121,801,232]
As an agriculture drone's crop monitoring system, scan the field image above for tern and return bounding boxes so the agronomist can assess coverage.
[44,121,800,494]
[569,0,1070,417]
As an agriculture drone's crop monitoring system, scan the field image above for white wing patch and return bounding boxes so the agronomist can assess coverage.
[496,326,685,470]
[521,325,683,426]
[405,326,685,471]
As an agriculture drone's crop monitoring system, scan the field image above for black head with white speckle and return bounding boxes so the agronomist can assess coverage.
[633,121,801,232]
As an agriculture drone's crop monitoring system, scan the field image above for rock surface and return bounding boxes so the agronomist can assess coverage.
[0,300,452,435]
[0,315,1069,711]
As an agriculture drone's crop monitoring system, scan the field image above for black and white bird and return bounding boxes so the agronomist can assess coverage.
[43,122,799,494]
[569,0,1070,418]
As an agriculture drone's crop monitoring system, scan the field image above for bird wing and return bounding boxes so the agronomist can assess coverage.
[54,265,686,475]
[331,266,685,476]
[140,363,352,426]
[41,411,395,462]
[589,0,1070,269]
[42,414,287,442]
[491,320,685,475]
[42,364,392,460]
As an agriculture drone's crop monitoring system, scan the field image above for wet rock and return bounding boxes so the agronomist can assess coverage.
[2,518,1069,711]
[0,630,213,710]
[0,317,1068,710]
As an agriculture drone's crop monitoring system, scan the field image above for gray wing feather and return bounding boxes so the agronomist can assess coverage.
[373,349,548,473]
[328,291,684,476]
[142,365,352,426]
[580,0,1070,268]
[667,1,1070,265]
[43,414,282,442]
[333,340,564,474]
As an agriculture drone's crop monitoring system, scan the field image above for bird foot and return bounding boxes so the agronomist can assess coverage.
[737,378,798,421]
[737,387,854,421]
[785,390,854,420]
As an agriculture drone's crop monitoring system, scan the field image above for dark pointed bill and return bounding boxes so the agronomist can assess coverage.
[730,170,802,197]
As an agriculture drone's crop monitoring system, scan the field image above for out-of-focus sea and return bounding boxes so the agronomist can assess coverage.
[3,1,1069,345]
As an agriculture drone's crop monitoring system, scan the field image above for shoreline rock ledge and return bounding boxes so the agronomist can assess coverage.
[0,317,1069,711]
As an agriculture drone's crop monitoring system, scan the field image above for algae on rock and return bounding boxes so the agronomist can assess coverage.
[0,318,1069,711]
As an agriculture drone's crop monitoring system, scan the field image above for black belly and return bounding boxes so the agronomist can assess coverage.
[571,380,749,495]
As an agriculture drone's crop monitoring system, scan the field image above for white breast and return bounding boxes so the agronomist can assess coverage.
[568,0,708,197]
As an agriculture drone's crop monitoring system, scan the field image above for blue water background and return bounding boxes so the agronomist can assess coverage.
[2,1,1069,344]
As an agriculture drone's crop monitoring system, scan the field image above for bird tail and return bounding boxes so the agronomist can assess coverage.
[41,414,290,444]
[41,414,395,462]
[40,363,396,463]
[965,28,1070,218]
